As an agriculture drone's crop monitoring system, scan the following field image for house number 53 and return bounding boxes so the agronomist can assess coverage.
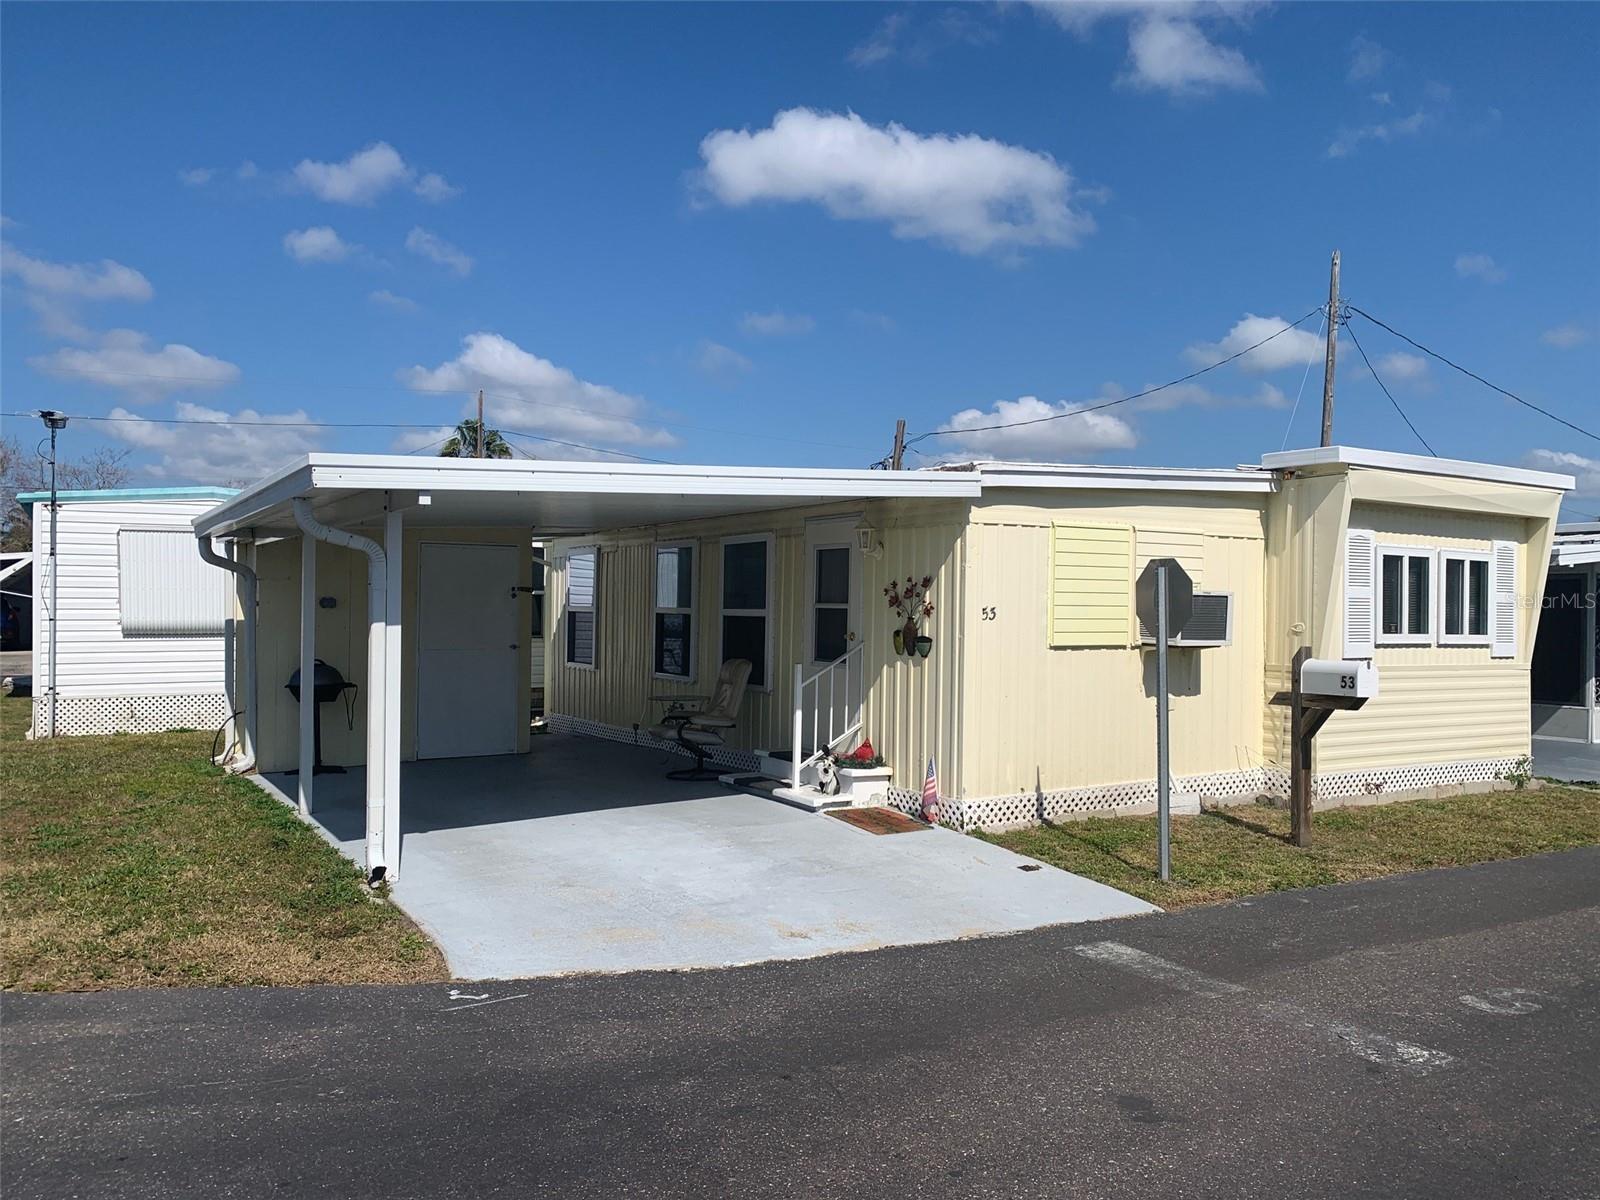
[981,606,998,621]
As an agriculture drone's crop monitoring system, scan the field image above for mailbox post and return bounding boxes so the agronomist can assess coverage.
[1275,648,1379,846]
[1136,558,1193,881]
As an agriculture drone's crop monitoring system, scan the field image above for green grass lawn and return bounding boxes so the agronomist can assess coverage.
[0,696,447,991]
[978,785,1600,909]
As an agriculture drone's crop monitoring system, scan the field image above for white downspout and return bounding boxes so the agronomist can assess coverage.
[196,534,258,773]
[292,498,391,884]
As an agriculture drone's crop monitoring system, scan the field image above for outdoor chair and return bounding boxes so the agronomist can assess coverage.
[649,658,752,781]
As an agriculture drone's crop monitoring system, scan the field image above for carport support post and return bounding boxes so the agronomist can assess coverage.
[383,506,403,876]
[298,532,316,815]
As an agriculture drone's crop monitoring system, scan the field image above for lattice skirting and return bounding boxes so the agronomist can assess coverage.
[543,712,762,773]
[542,715,1524,833]
[31,692,231,738]
[959,756,1526,832]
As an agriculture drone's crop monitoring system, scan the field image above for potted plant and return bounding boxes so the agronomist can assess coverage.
[884,575,935,657]
[827,740,893,805]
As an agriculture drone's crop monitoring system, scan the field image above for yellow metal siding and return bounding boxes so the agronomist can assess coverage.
[1048,522,1134,647]
[961,498,1267,799]
[253,527,532,775]
[1314,502,1535,773]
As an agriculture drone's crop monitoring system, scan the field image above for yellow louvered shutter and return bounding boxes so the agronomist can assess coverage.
[1048,522,1134,647]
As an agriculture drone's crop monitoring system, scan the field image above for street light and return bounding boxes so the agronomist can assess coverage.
[39,411,67,738]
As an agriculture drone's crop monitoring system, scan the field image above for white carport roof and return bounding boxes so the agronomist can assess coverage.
[1553,523,1600,567]
[191,454,984,539]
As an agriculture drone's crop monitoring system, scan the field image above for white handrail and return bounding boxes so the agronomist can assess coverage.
[790,642,866,787]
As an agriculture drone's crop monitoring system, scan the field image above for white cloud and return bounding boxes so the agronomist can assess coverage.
[1185,313,1325,374]
[1327,108,1431,158]
[282,225,357,264]
[292,141,459,206]
[390,425,457,454]
[29,329,240,401]
[1123,379,1287,411]
[1541,322,1594,349]
[1346,34,1391,82]
[103,401,320,485]
[1370,90,1392,106]
[399,332,676,451]
[368,289,419,313]
[1119,12,1261,95]
[1,242,153,301]
[1455,252,1507,284]
[696,108,1094,257]
[236,160,259,180]
[740,310,815,337]
[405,226,473,275]
[693,340,753,381]
[1377,351,1428,382]
[1525,450,1599,496]
[934,394,1137,460]
[848,8,996,67]
[1030,3,1263,96]
[178,167,216,187]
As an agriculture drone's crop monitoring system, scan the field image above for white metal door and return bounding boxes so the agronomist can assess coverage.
[417,542,521,759]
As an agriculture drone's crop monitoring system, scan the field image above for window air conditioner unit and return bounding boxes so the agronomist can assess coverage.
[1139,591,1233,648]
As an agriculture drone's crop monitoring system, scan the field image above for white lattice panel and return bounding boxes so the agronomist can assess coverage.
[31,692,231,738]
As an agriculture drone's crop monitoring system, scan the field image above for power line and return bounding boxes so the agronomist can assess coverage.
[1,409,674,465]
[904,306,1324,449]
[22,366,877,453]
[1344,321,1436,456]
[1279,311,1327,451]
[1347,304,1599,444]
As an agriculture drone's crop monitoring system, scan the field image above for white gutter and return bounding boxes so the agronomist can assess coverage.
[196,535,258,774]
[292,498,391,883]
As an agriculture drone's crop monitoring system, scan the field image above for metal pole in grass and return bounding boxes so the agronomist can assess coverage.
[39,411,68,739]
[1155,562,1171,883]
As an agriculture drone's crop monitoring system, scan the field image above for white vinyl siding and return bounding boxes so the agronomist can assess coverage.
[565,547,597,668]
[31,497,234,700]
[652,542,695,680]
[118,528,231,637]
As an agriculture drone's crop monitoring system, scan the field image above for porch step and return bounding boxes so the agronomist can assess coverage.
[719,772,850,813]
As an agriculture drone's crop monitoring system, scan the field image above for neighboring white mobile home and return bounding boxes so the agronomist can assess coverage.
[23,487,239,738]
[191,447,1569,882]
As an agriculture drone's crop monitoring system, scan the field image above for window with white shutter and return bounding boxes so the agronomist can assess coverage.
[1490,539,1518,659]
[565,547,598,668]
[1343,528,1376,658]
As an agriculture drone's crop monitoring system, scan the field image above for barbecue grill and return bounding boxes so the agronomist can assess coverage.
[285,659,356,775]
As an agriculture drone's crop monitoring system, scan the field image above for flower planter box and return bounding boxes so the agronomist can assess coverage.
[834,765,893,806]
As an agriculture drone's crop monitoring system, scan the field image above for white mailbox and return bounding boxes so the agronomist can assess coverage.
[1301,658,1379,701]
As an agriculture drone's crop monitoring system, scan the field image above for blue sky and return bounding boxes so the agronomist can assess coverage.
[2,2,1596,515]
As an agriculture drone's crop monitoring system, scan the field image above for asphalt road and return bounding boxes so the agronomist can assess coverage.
[5,849,1598,1199]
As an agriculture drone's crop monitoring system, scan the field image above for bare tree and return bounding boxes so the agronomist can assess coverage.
[0,434,132,551]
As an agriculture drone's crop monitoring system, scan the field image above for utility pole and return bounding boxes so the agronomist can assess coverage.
[890,419,907,471]
[475,389,485,459]
[1320,250,1340,447]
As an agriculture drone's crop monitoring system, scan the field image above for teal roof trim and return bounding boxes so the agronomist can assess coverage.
[16,486,238,505]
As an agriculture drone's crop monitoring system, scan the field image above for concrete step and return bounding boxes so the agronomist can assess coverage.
[719,772,849,812]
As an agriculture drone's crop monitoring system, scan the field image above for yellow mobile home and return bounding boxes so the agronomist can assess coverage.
[196,447,1569,880]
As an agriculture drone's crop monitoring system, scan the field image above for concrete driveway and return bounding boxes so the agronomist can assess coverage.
[262,733,1155,979]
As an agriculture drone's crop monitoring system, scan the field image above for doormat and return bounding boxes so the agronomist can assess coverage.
[827,806,932,835]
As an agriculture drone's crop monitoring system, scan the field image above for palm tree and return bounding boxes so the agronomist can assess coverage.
[439,419,514,459]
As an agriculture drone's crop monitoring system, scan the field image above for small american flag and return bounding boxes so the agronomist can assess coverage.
[921,756,940,825]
